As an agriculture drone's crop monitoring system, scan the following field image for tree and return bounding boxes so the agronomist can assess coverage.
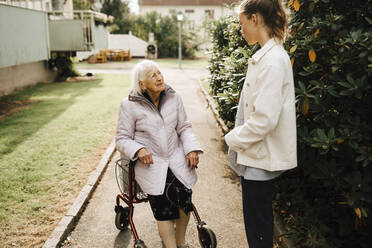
[101,0,130,21]
[129,12,199,58]
[73,0,90,10]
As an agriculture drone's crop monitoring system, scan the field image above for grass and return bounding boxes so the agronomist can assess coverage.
[75,57,209,70]
[0,74,131,247]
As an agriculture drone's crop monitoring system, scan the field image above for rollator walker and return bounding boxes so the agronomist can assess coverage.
[114,156,217,248]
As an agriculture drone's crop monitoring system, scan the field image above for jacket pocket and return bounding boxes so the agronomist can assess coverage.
[245,140,268,159]
[256,141,268,159]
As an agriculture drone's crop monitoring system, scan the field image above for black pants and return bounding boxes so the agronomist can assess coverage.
[241,177,274,248]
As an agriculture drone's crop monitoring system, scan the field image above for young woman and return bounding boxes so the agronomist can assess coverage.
[116,60,201,248]
[225,0,297,247]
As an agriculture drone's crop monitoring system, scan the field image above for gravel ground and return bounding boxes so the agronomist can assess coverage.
[61,67,247,248]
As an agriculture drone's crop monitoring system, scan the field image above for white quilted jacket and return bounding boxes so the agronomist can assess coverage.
[116,84,203,195]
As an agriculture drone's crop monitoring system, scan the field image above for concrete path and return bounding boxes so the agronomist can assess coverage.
[62,68,247,248]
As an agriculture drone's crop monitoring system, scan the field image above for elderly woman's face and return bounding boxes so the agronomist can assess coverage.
[141,67,165,94]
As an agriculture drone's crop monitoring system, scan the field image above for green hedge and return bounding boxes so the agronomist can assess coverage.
[207,15,258,129]
[207,1,372,247]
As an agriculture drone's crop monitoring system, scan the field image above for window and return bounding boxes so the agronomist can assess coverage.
[188,20,195,31]
[185,9,194,14]
[205,9,214,19]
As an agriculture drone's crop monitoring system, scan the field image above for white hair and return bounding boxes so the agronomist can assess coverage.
[131,60,160,95]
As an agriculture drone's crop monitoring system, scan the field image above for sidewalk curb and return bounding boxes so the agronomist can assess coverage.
[42,139,117,248]
[198,80,294,248]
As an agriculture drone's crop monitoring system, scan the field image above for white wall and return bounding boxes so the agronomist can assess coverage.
[62,0,74,19]
[109,34,148,57]
[0,61,56,96]
[0,4,50,68]
[76,34,148,60]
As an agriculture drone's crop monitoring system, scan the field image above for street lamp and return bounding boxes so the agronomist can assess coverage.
[177,11,184,69]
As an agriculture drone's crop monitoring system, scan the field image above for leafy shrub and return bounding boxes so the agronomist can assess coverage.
[207,0,372,247]
[49,56,79,82]
[277,0,372,247]
[207,15,258,129]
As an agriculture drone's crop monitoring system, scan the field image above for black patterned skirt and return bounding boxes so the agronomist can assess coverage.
[148,169,193,221]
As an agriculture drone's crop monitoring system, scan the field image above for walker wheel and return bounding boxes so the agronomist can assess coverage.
[134,239,147,248]
[198,225,217,248]
[115,206,130,230]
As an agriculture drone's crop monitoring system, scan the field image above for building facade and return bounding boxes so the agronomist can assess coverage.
[139,0,238,48]
[0,0,53,11]
[0,2,109,96]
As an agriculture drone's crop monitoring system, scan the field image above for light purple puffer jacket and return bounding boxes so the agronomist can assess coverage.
[116,84,203,195]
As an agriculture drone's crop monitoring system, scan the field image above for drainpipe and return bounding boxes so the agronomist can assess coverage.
[44,10,51,60]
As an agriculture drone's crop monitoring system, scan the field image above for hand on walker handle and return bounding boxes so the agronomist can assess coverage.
[186,151,199,169]
[137,148,153,166]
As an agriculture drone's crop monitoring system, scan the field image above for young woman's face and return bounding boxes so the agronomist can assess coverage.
[239,13,258,45]
[141,67,165,94]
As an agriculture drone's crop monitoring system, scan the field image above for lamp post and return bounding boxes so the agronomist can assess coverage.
[177,11,184,69]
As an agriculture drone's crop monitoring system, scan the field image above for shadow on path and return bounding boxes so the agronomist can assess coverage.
[114,230,131,248]
[0,79,103,156]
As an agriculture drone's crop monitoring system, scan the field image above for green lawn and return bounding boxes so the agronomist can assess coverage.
[0,74,131,247]
[75,57,209,70]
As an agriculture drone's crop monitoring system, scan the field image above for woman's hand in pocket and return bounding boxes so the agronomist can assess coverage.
[137,148,153,166]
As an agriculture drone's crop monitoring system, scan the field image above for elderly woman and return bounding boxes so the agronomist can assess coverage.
[116,60,202,248]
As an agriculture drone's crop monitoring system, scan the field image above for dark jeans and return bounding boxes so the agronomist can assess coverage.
[241,177,275,248]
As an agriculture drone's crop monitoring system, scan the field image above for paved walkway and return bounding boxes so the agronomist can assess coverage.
[62,68,247,248]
